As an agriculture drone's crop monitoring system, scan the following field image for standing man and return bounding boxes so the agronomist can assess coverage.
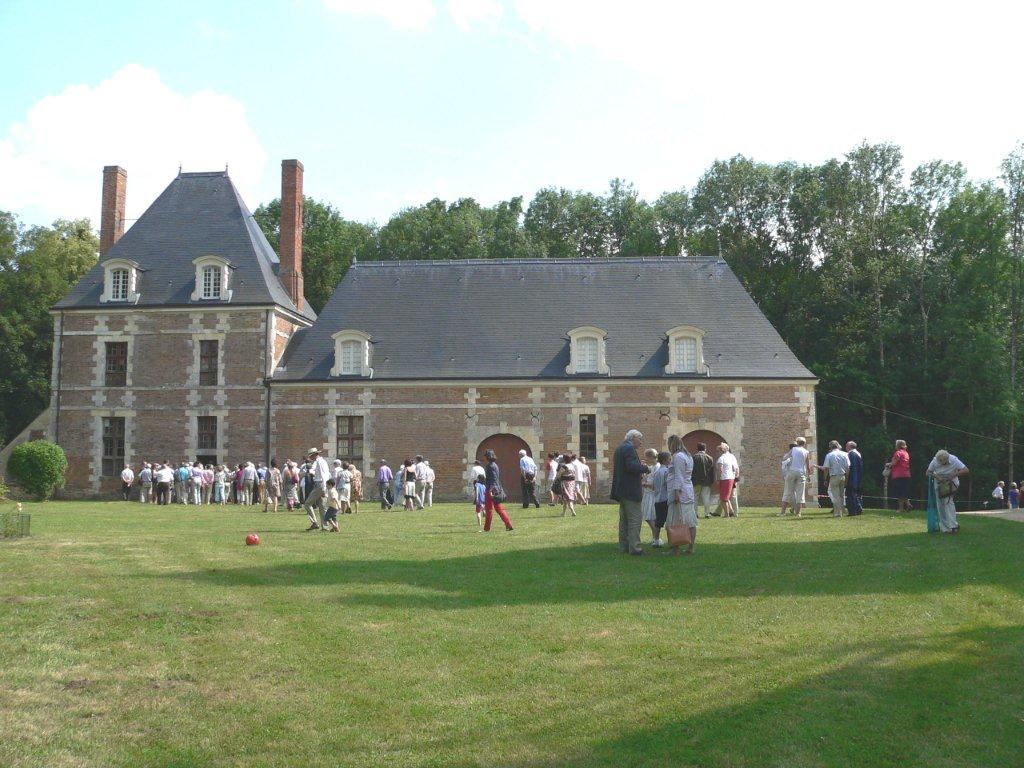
[610,429,650,556]
[546,453,559,506]
[845,441,863,516]
[413,455,427,509]
[138,462,153,503]
[691,442,715,518]
[518,449,541,509]
[377,460,394,509]
[576,456,591,505]
[120,464,134,501]
[303,448,331,531]
[822,440,850,517]
[154,462,173,505]
[422,461,435,507]
[175,462,189,504]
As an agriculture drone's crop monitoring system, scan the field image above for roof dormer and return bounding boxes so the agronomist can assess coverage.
[190,255,233,302]
[330,329,374,378]
[100,258,141,303]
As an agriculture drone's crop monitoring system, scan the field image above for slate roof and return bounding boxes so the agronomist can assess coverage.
[274,258,814,381]
[54,171,317,321]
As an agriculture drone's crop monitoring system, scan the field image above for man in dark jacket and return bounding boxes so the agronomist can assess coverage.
[845,441,864,515]
[610,429,650,555]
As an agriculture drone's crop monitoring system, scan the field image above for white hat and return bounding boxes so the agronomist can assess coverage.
[519,449,527,456]
[308,447,320,455]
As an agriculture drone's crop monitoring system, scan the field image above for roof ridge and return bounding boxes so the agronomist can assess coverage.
[351,256,722,268]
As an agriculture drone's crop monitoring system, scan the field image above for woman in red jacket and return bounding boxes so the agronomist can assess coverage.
[887,439,912,512]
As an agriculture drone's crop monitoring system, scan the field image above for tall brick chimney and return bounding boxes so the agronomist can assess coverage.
[100,165,127,256]
[279,159,304,311]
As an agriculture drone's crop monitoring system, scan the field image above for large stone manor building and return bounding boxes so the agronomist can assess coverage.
[2,160,818,504]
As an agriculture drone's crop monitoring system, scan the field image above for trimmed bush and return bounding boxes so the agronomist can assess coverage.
[8,440,68,501]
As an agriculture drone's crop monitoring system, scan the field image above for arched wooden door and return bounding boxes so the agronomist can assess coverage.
[476,434,532,502]
[681,429,728,456]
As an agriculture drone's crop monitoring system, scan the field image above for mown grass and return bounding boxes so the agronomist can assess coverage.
[1,499,1022,767]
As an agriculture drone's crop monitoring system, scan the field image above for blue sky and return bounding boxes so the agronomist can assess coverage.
[2,0,1022,229]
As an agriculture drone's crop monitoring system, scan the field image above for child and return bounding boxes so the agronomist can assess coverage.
[1010,482,1020,510]
[474,474,487,531]
[322,478,341,532]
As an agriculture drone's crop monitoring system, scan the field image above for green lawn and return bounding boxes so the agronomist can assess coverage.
[1,499,1022,767]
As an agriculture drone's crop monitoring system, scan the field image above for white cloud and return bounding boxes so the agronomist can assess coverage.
[323,0,437,29]
[448,0,503,32]
[0,65,266,229]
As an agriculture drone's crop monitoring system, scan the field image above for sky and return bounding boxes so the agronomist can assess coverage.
[1,0,1022,229]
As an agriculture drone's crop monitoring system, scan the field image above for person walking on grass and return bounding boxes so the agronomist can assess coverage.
[886,439,913,513]
[263,459,282,513]
[715,443,740,518]
[483,449,515,532]
[650,451,670,548]
[846,441,864,516]
[822,440,850,517]
[691,443,715,519]
[120,464,134,502]
[666,434,698,555]
[782,437,812,518]
[991,480,1005,510]
[138,462,152,503]
[322,478,341,532]
[402,459,418,511]
[303,448,331,530]
[611,429,650,556]
[474,473,487,531]
[546,453,559,506]
[927,449,968,533]
[779,442,795,516]
[641,448,660,544]
[577,456,591,505]
[350,462,363,513]
[557,455,578,517]
[377,460,394,510]
[519,449,541,509]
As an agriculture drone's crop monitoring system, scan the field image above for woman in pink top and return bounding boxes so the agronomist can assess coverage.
[887,439,912,513]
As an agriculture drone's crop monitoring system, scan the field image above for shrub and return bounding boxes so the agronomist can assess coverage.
[0,475,8,501]
[8,441,68,501]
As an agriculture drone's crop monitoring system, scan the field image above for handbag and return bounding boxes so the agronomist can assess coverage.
[882,466,891,479]
[489,483,507,504]
[935,477,956,499]
[666,523,692,548]
[552,477,564,495]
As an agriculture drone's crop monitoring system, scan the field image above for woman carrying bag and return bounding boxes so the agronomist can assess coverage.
[665,434,698,555]
[483,449,514,532]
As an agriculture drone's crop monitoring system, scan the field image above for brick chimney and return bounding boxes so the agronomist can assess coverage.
[100,165,127,256]
[279,159,304,311]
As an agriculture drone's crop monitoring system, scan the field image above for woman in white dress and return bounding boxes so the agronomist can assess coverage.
[641,448,660,545]
[666,434,698,555]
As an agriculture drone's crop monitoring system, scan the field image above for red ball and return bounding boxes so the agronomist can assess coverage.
[245,533,260,546]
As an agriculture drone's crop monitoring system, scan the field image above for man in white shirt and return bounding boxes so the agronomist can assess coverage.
[821,440,851,517]
[120,464,134,502]
[518,449,540,509]
[422,461,435,507]
[303,448,331,530]
[413,455,427,509]
[154,463,174,505]
[782,437,813,518]
[992,481,1005,510]
[576,456,591,505]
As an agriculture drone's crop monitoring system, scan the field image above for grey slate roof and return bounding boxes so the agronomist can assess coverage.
[54,171,317,321]
[274,258,814,381]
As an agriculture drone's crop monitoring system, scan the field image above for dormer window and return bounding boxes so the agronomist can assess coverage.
[665,325,706,375]
[190,255,231,302]
[201,265,222,299]
[100,258,140,303]
[330,330,373,377]
[566,326,609,375]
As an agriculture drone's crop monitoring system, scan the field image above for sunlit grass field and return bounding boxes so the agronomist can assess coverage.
[1,499,1022,767]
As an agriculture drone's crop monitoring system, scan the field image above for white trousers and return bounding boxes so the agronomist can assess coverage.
[696,485,713,517]
[937,494,958,532]
[828,475,846,516]
[784,471,806,505]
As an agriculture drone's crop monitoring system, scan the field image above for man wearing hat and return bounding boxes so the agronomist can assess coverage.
[303,447,332,530]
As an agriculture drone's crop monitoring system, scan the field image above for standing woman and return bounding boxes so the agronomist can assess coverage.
[213,465,226,505]
[402,459,418,511]
[557,456,578,517]
[887,439,912,512]
[350,463,363,513]
[666,435,698,555]
[264,459,282,513]
[641,448,660,544]
[483,449,515,532]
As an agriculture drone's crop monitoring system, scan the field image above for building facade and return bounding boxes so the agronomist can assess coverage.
[2,161,818,504]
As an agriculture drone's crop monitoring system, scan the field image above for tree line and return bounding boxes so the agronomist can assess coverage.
[3,141,1024,504]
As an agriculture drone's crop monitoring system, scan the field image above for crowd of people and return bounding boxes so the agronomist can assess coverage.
[116,432,971,544]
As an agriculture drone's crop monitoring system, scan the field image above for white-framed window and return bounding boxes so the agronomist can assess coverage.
[566,326,609,375]
[330,330,373,377]
[665,325,706,375]
[201,265,222,299]
[111,268,128,301]
[100,258,140,303]
[190,255,231,302]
